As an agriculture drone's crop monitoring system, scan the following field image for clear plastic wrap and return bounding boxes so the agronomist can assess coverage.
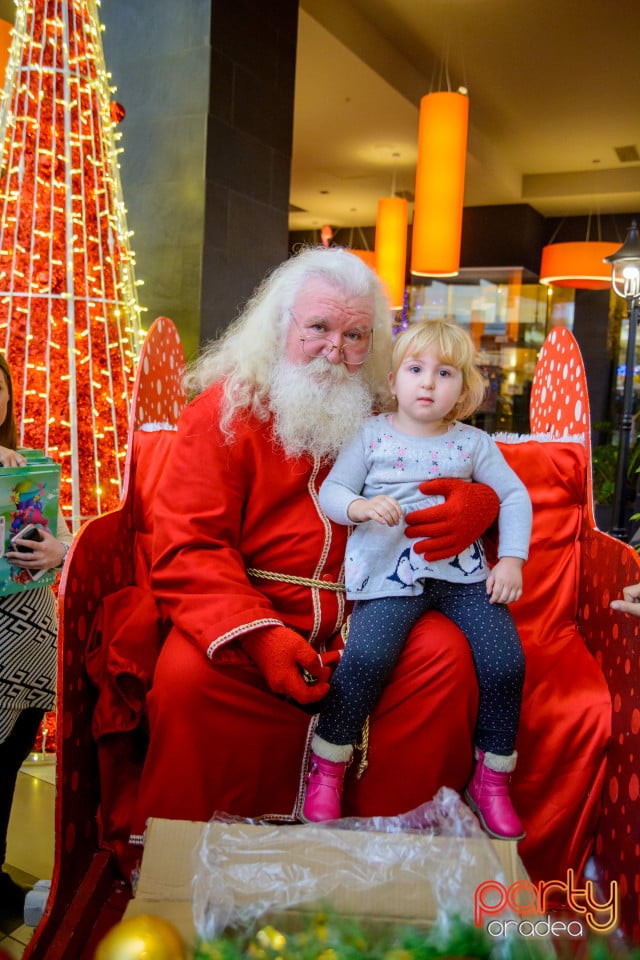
[192,786,516,940]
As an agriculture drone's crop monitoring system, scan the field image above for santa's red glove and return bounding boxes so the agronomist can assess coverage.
[404,479,500,561]
[319,649,343,672]
[241,626,331,705]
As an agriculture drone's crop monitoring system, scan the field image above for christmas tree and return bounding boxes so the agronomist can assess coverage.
[0,0,143,526]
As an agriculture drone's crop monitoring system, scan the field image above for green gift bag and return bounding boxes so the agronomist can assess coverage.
[0,450,61,596]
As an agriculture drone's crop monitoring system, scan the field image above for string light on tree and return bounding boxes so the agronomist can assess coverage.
[0,0,144,527]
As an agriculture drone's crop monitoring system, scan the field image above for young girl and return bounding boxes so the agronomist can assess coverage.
[303,318,532,840]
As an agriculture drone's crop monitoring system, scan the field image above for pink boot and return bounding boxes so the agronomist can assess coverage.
[464,750,525,840]
[302,752,348,822]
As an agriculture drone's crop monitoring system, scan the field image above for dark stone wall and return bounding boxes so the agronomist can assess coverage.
[101,0,211,361]
[572,289,615,440]
[459,204,546,275]
[101,0,298,361]
[202,0,298,343]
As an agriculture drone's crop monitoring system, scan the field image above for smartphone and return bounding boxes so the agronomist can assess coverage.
[9,524,49,581]
[10,523,43,553]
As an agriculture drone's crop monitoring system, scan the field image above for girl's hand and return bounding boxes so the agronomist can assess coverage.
[0,446,27,468]
[486,556,524,605]
[347,495,403,525]
[6,525,68,571]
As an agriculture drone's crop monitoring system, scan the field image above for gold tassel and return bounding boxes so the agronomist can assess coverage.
[354,716,369,779]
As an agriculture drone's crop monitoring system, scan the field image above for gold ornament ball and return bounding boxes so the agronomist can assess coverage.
[95,914,188,960]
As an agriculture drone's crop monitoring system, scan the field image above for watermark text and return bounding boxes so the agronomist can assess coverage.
[474,870,618,936]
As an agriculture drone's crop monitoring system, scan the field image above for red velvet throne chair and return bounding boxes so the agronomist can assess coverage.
[22,321,640,958]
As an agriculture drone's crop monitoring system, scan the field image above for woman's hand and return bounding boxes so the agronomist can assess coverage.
[6,525,68,571]
[0,445,27,468]
[610,582,640,616]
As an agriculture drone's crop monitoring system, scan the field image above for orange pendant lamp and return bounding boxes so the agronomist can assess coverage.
[348,248,376,270]
[411,89,469,278]
[539,241,620,289]
[0,17,12,85]
[375,196,408,309]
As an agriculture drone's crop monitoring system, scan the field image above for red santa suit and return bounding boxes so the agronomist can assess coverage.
[131,382,479,842]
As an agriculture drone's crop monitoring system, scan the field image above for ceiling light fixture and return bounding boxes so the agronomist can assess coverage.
[348,249,376,269]
[410,88,469,278]
[539,240,619,289]
[539,214,619,289]
[375,195,408,310]
[346,226,376,270]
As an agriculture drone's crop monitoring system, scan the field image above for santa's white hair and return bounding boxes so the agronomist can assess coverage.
[184,245,394,442]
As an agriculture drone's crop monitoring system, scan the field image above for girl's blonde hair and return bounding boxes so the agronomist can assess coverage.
[391,318,486,422]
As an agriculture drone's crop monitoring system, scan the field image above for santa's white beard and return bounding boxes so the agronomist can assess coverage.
[269,356,373,461]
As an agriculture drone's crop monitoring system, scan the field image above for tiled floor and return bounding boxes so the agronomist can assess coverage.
[0,758,55,959]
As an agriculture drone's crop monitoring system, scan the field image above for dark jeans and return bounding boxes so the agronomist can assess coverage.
[0,708,44,868]
[315,580,525,755]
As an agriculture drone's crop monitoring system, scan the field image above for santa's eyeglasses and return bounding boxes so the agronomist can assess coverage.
[292,317,373,365]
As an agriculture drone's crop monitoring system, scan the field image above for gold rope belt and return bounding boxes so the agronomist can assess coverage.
[247,567,346,594]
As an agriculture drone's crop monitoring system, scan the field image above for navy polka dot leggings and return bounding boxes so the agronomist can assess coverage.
[315,578,525,756]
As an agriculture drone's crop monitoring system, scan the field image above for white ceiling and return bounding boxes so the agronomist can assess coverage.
[290,0,640,234]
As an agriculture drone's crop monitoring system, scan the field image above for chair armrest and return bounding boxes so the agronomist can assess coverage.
[49,499,136,928]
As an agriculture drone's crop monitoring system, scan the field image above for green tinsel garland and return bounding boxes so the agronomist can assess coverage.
[192,914,640,960]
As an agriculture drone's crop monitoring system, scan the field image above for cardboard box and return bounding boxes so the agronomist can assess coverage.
[125,817,529,945]
[0,451,60,596]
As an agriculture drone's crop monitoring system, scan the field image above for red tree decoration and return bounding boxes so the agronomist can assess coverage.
[0,0,143,527]
[32,708,57,754]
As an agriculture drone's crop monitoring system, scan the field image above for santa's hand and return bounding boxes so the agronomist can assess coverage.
[242,626,331,704]
[319,648,343,672]
[405,479,499,561]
